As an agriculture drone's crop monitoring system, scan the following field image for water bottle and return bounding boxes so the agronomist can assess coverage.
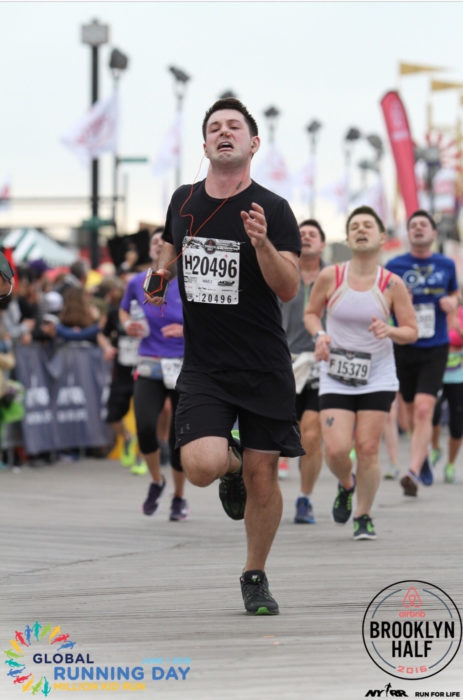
[129,299,149,338]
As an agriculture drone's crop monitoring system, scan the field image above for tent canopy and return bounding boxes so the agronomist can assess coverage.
[2,228,77,267]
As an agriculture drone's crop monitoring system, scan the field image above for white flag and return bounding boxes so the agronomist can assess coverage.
[293,157,315,203]
[0,179,11,211]
[350,175,388,221]
[253,144,293,199]
[152,114,182,176]
[62,93,118,165]
[415,159,431,211]
[319,171,349,213]
[433,167,457,214]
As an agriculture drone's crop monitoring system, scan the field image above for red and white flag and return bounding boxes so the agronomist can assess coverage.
[62,94,118,165]
[292,157,315,202]
[0,179,11,210]
[253,145,293,199]
[152,114,182,176]
[415,159,431,211]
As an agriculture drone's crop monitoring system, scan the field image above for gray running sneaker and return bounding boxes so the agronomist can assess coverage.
[353,514,376,540]
[142,479,166,515]
[332,475,356,523]
[240,570,279,615]
[169,497,189,521]
[384,465,399,480]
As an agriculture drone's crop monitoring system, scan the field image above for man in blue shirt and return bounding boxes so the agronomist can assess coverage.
[386,210,458,496]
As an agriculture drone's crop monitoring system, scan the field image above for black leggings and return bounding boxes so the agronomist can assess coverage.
[432,382,463,439]
[133,376,182,471]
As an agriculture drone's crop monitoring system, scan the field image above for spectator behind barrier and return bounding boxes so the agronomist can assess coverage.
[56,287,101,343]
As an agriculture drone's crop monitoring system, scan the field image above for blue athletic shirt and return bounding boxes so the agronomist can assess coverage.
[385,252,458,348]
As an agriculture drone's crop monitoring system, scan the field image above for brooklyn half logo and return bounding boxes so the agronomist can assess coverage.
[362,580,462,680]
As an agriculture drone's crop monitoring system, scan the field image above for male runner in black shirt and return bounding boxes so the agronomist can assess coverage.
[147,98,303,615]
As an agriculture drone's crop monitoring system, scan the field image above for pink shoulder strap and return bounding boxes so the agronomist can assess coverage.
[378,267,392,293]
[334,263,346,290]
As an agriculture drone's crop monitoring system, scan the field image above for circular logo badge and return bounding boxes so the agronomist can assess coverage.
[362,580,462,680]
[204,239,216,254]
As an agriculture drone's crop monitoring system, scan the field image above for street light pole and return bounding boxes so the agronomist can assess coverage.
[168,66,191,188]
[263,106,280,145]
[109,48,129,235]
[219,90,237,99]
[306,119,322,217]
[343,126,362,212]
[81,18,109,268]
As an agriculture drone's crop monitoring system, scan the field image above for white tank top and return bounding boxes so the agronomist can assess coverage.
[319,262,399,395]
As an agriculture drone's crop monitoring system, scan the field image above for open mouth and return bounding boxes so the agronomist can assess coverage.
[218,141,233,151]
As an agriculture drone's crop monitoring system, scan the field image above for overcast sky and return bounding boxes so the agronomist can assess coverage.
[2,1,463,239]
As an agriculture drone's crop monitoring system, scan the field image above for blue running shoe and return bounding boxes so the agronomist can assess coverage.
[294,496,315,524]
[419,456,433,486]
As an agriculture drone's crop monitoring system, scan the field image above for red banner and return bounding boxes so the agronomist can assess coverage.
[380,91,419,218]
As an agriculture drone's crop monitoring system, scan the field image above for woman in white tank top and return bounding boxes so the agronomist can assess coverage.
[320,261,398,396]
[305,206,417,541]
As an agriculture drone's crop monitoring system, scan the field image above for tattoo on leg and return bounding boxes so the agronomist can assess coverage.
[326,416,334,427]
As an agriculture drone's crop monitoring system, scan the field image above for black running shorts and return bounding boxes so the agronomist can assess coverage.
[295,385,320,419]
[319,391,396,413]
[175,369,304,458]
[394,344,449,403]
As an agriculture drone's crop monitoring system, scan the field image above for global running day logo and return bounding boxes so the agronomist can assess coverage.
[362,580,462,680]
[3,622,72,695]
[4,622,191,694]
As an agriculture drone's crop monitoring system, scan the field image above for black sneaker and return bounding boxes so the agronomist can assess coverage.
[169,496,189,521]
[142,478,166,515]
[332,474,356,524]
[219,441,246,520]
[353,514,376,540]
[240,570,279,615]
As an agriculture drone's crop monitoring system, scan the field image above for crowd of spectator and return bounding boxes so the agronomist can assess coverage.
[0,246,152,468]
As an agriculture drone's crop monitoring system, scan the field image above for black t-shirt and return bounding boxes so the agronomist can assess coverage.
[163,179,301,371]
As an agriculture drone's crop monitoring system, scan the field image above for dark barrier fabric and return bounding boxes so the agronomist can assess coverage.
[15,343,112,455]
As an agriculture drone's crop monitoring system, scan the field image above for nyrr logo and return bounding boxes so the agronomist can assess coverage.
[365,683,408,697]
[362,580,462,681]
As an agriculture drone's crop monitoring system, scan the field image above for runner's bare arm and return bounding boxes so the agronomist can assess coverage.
[155,241,177,281]
[304,267,334,361]
[240,202,299,302]
[376,275,418,344]
[439,290,459,314]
